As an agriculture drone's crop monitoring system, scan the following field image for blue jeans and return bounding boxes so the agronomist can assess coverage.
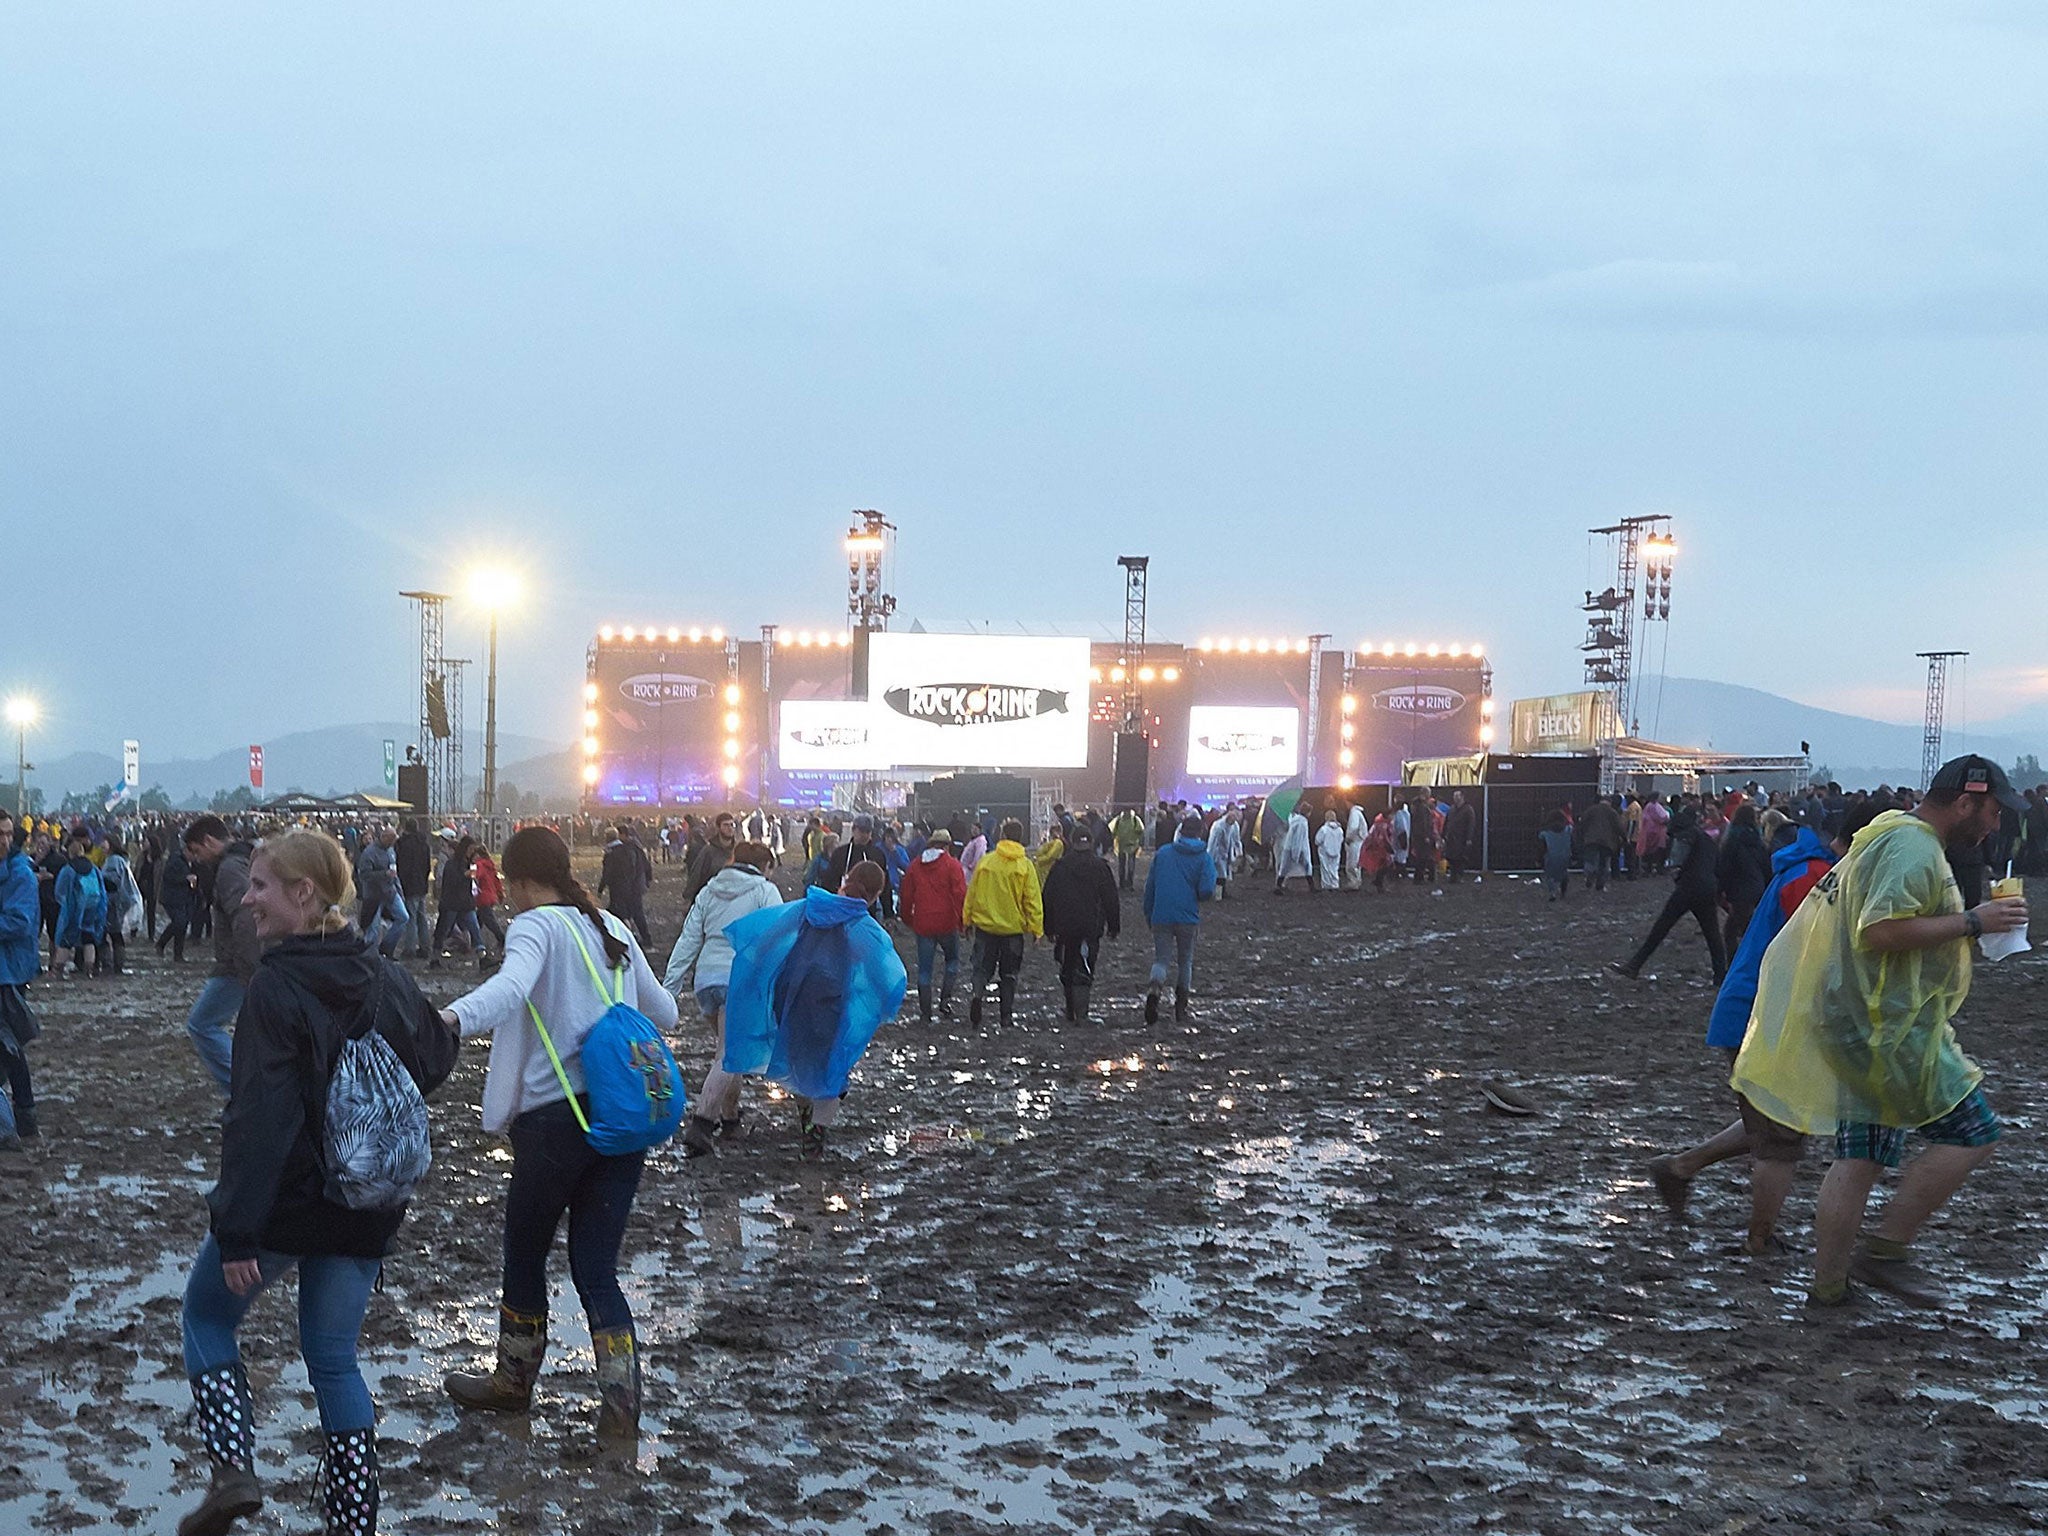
[402,895,431,958]
[361,890,408,956]
[504,1097,645,1331]
[185,977,246,1095]
[1149,923,1197,990]
[915,932,961,989]
[182,1232,380,1433]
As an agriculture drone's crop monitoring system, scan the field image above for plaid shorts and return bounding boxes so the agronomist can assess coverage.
[1834,1088,2002,1169]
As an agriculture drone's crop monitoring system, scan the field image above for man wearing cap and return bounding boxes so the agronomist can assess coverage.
[823,814,895,920]
[1732,755,2028,1308]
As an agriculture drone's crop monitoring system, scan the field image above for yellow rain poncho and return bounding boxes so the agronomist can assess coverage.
[1731,810,1978,1134]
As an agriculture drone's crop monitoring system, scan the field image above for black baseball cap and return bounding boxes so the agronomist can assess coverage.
[1929,754,2025,812]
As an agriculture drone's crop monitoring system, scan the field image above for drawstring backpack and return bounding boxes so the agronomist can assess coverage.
[322,967,434,1209]
[525,908,687,1155]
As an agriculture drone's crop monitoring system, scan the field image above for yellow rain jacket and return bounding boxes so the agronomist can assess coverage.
[965,839,1044,938]
[1031,837,1064,882]
[1732,810,1978,1134]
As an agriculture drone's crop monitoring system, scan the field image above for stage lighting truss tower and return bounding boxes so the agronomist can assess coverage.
[1582,516,1674,737]
[846,510,897,635]
[1305,635,1331,773]
[758,625,777,805]
[443,657,469,814]
[1116,556,1150,732]
[401,590,456,818]
[1917,651,1967,790]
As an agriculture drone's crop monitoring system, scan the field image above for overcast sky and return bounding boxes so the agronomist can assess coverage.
[5,4,2045,759]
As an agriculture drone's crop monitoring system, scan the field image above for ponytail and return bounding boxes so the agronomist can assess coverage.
[502,824,631,969]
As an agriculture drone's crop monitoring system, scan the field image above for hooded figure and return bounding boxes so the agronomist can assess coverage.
[1040,829,1121,1024]
[1205,810,1242,898]
[1314,812,1344,891]
[719,883,908,1158]
[1276,809,1313,892]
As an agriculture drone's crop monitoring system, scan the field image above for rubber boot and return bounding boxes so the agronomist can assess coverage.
[1062,983,1077,1023]
[968,988,983,1026]
[918,984,933,1022]
[940,977,957,1016]
[1174,986,1190,1022]
[593,1328,642,1440]
[1072,984,1092,1024]
[444,1305,547,1413]
[321,1427,377,1536]
[179,1363,262,1536]
[1144,987,1160,1024]
[997,977,1016,1029]
[680,1115,718,1159]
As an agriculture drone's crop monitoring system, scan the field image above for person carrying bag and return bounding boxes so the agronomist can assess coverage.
[438,826,679,1441]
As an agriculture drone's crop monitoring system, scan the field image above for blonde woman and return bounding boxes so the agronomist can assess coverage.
[178,830,453,1536]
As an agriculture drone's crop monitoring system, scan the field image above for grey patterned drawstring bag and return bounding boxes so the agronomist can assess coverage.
[322,968,432,1210]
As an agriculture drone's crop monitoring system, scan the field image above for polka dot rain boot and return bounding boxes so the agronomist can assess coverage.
[178,1362,262,1536]
[321,1427,378,1535]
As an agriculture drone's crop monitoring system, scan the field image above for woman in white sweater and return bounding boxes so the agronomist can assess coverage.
[663,841,782,1157]
[436,825,677,1440]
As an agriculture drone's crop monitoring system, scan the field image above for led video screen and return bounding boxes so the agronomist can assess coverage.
[1185,705,1301,780]
[865,634,1091,768]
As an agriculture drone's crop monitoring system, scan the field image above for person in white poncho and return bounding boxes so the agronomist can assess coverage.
[1314,810,1344,891]
[1275,808,1313,894]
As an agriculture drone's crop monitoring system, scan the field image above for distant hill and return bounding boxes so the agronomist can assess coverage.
[1630,677,2044,786]
[30,724,564,806]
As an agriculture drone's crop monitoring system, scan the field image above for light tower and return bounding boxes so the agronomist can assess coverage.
[1581,517,1675,737]
[400,591,455,818]
[1917,651,1967,790]
[1113,556,1151,806]
[845,510,896,698]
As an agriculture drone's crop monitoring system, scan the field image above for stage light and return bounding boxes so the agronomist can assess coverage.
[583,710,598,730]
[724,684,742,705]
[838,632,852,646]
[598,626,615,642]
[582,682,598,703]
[1481,698,1496,718]
[1340,695,1357,714]
[1426,644,1440,657]
[621,626,636,642]
[1197,638,1213,652]
[1090,667,1103,682]
[1471,644,1485,658]
[1380,643,1396,656]
[1255,639,1272,654]
[1237,637,1251,652]
[582,763,600,785]
[1163,667,1180,682]
[722,765,740,788]
[775,630,792,647]
[1404,642,1418,657]
[1138,666,1155,682]
[1337,774,1354,790]
[1111,667,1126,683]
[689,627,703,642]
[666,627,681,643]
[1296,639,1311,655]
[798,630,813,646]
[724,711,741,732]
[466,568,520,612]
[1340,723,1355,742]
[1448,644,1464,658]
[583,736,598,756]
[722,739,740,759]
[1339,749,1355,767]
[711,627,725,642]
[1479,725,1496,744]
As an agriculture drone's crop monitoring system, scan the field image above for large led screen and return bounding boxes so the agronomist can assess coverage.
[777,699,887,772]
[1185,706,1301,781]
[865,634,1091,768]
[588,642,728,804]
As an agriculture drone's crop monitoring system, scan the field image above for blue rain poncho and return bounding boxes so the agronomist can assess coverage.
[720,887,908,1101]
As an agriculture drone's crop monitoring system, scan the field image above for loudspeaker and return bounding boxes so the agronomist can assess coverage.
[396,763,429,815]
[1112,732,1150,807]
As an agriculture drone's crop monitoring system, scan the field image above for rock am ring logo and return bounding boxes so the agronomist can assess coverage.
[883,683,1071,728]
[618,673,714,705]
[1370,685,1467,720]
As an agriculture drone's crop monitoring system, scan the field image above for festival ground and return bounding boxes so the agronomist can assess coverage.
[8,864,2047,1535]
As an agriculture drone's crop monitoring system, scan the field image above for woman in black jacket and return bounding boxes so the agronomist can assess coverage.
[1715,803,1773,954]
[177,830,453,1536]
[428,834,480,968]
[1612,806,1730,985]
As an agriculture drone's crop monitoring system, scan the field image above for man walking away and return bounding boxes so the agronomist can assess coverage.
[1144,815,1217,1023]
[1577,795,1623,892]
[899,830,968,1020]
[1612,806,1728,983]
[0,813,42,1160]
[1733,757,2027,1308]
[598,825,654,946]
[962,819,1043,1028]
[1110,806,1147,892]
[1041,827,1120,1023]
[180,815,262,1094]
[394,817,433,958]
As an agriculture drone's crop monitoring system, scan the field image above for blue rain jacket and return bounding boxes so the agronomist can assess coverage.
[0,851,40,985]
[1144,835,1218,927]
[1705,827,1838,1049]
[721,887,908,1100]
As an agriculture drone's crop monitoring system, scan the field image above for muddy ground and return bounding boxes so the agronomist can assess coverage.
[6,858,2047,1535]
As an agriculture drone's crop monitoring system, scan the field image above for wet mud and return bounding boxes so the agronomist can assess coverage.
[7,865,2048,1533]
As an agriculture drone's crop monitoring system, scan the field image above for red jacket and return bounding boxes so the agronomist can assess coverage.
[899,850,967,938]
[473,852,502,907]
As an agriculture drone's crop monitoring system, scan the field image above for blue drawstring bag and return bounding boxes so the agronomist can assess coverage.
[526,909,686,1155]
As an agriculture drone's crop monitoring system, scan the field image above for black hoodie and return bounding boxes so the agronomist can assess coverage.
[207,930,456,1262]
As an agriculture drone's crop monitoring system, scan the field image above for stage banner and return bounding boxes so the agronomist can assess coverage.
[1509,690,1617,754]
[383,739,397,788]
[122,739,139,795]
[865,634,1091,768]
[249,744,264,790]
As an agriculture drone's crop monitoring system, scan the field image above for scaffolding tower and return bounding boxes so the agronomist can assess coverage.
[1582,516,1675,737]
[444,657,469,813]
[1917,650,1967,790]
[1116,556,1149,730]
[400,591,457,819]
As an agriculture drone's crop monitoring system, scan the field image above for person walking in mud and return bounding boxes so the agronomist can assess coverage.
[1611,805,1728,984]
[439,825,677,1439]
[962,818,1043,1028]
[1041,825,1120,1024]
[1143,815,1217,1024]
[181,816,264,1094]
[176,829,452,1536]
[665,839,781,1156]
[1643,797,1884,1253]
[1732,757,2029,1308]
[0,811,42,1162]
